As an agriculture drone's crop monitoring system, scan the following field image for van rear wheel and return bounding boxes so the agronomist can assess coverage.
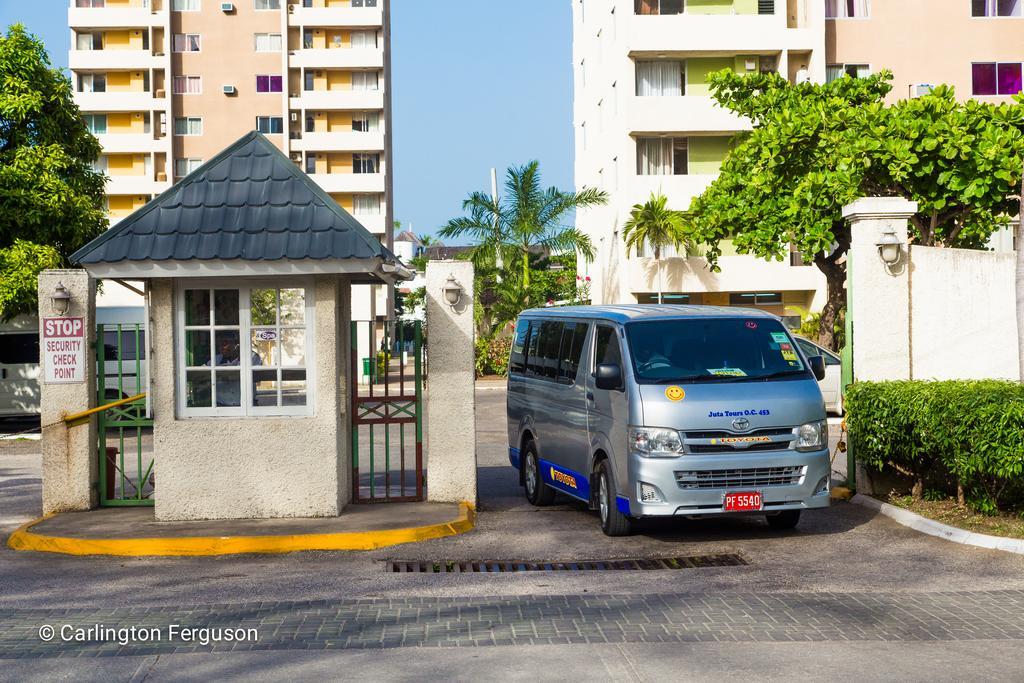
[523,442,554,506]
[597,460,632,537]
[766,510,801,530]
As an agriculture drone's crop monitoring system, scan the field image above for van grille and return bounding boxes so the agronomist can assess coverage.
[675,466,805,490]
[683,427,795,454]
[687,442,783,455]
[684,428,793,439]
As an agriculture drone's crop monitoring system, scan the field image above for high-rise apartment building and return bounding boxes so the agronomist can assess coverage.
[68,0,393,320]
[574,0,1021,317]
[573,0,828,319]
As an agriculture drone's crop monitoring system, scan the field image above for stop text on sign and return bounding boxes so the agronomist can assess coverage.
[42,317,85,384]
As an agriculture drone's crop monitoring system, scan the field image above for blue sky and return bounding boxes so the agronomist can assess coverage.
[0,0,574,241]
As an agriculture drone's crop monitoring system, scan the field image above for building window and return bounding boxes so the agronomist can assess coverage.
[353,154,380,174]
[729,292,783,306]
[256,116,284,134]
[351,111,379,132]
[635,60,684,96]
[353,194,380,215]
[972,62,1023,95]
[636,137,687,175]
[305,114,315,132]
[758,0,776,14]
[78,73,106,92]
[825,0,869,18]
[636,293,691,304]
[254,33,282,52]
[76,32,102,50]
[254,0,280,9]
[303,72,315,91]
[76,0,107,6]
[826,63,871,82]
[634,0,683,14]
[172,33,201,52]
[172,75,202,94]
[352,71,379,91]
[177,285,313,417]
[351,31,378,49]
[173,117,203,136]
[83,114,107,135]
[972,0,1023,16]
[256,75,283,93]
[352,0,378,6]
[174,158,203,177]
[172,0,200,10]
[305,154,317,174]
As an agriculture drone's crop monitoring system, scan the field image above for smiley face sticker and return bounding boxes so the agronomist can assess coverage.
[665,386,686,402]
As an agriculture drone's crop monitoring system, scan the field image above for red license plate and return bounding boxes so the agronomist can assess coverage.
[724,491,762,511]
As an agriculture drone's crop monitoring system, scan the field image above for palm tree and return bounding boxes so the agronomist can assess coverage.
[622,193,696,304]
[439,161,607,296]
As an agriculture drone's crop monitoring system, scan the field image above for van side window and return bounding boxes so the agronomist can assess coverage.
[509,319,530,375]
[525,321,543,377]
[539,321,564,380]
[594,325,622,370]
[558,323,588,383]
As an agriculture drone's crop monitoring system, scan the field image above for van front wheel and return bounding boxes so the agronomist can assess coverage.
[766,510,801,530]
[523,442,554,506]
[597,461,632,537]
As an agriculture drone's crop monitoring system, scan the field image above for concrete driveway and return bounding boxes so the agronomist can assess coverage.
[3,386,1024,679]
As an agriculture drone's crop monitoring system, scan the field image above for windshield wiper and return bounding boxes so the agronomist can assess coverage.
[741,370,807,382]
[648,370,807,384]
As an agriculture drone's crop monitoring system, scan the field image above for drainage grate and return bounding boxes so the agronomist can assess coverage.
[386,554,748,573]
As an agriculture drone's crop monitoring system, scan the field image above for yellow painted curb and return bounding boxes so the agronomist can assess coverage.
[6,503,476,557]
[830,486,853,501]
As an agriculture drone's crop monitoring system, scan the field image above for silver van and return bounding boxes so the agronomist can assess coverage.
[506,305,831,536]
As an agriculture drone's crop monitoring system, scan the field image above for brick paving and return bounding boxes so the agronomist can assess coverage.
[2,591,1024,659]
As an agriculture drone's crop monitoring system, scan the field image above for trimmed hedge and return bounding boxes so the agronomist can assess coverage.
[846,380,1024,513]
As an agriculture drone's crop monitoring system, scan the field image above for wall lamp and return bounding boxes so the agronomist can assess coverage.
[442,275,464,311]
[876,228,904,266]
[51,282,71,316]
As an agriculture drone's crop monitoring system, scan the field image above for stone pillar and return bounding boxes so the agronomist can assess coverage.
[843,197,917,382]
[37,269,97,514]
[424,261,476,505]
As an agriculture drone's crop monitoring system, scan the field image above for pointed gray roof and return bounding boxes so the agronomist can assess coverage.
[72,131,402,281]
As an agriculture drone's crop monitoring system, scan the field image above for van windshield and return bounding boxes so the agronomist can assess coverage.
[624,317,809,384]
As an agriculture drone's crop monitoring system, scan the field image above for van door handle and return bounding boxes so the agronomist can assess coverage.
[586,391,594,402]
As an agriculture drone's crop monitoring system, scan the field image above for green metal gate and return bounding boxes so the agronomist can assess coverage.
[96,323,154,506]
[350,320,424,503]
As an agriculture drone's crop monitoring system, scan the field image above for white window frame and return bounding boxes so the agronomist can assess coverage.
[174,158,203,177]
[172,0,200,10]
[175,282,316,418]
[825,0,871,19]
[84,114,107,135]
[826,63,872,82]
[173,116,203,136]
[254,32,283,52]
[256,116,284,134]
[971,0,1024,17]
[172,33,202,52]
[172,75,202,95]
[254,0,281,9]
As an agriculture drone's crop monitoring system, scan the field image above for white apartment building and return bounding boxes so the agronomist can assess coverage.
[573,0,827,320]
[68,0,393,322]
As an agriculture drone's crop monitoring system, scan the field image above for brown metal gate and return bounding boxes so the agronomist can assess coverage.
[350,320,424,502]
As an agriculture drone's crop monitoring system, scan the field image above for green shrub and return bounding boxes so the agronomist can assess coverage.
[847,380,1024,512]
[474,336,512,377]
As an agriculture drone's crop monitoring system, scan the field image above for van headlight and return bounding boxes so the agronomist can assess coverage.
[629,427,683,458]
[795,420,828,452]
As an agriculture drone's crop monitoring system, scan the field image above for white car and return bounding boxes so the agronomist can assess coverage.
[794,336,843,415]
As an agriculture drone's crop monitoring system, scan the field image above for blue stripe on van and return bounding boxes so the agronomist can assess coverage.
[539,459,590,502]
[616,496,631,516]
[509,447,520,469]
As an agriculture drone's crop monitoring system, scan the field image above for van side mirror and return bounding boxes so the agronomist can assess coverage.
[594,363,622,391]
[807,355,826,382]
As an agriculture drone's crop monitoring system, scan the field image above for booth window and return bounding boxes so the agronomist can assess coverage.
[177,285,314,417]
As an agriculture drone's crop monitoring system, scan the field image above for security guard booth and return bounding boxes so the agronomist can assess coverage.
[70,132,410,521]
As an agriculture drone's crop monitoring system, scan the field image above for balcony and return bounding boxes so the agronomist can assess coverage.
[625,252,825,298]
[626,13,821,54]
[290,131,385,152]
[68,7,168,28]
[351,214,386,234]
[105,175,171,196]
[308,173,385,194]
[69,49,165,70]
[288,90,384,110]
[627,96,749,135]
[287,6,383,28]
[94,133,168,154]
[288,48,383,69]
[74,91,168,112]
[625,174,719,205]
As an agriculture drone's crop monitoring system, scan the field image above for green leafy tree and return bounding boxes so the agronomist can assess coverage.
[439,161,607,298]
[0,24,107,320]
[622,193,697,304]
[684,70,1024,350]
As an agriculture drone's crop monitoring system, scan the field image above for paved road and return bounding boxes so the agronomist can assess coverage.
[3,387,1024,680]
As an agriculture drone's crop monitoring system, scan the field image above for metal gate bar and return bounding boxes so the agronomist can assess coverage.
[351,320,424,503]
